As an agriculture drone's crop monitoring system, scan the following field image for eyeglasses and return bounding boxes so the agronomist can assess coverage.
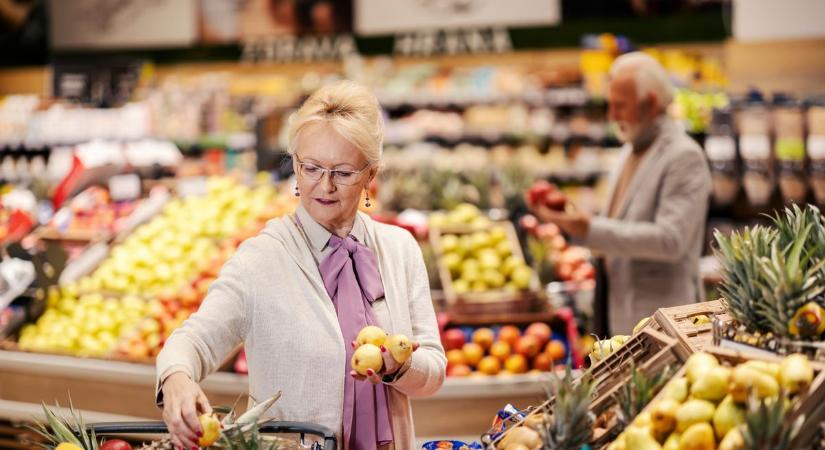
[295,156,371,186]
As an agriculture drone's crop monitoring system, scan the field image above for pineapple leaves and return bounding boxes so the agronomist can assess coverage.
[541,365,596,450]
[714,205,825,337]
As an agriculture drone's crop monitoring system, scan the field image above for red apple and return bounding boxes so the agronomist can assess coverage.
[525,322,552,348]
[527,180,554,205]
[550,235,568,251]
[497,325,521,348]
[544,190,567,211]
[442,328,467,351]
[514,335,541,358]
[536,223,560,240]
[571,263,595,281]
[447,364,472,377]
[100,439,132,450]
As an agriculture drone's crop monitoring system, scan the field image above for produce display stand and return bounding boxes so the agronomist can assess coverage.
[487,328,681,448]
[0,349,548,440]
[606,346,825,450]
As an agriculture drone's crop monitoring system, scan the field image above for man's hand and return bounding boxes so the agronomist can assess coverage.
[526,194,591,238]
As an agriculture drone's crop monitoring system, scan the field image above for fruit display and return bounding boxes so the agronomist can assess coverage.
[519,212,596,285]
[42,186,140,239]
[587,334,630,365]
[526,180,568,212]
[441,323,569,377]
[715,205,825,356]
[607,351,817,450]
[431,207,536,298]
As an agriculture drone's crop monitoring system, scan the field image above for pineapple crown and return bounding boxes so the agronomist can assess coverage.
[540,364,596,450]
[714,204,825,338]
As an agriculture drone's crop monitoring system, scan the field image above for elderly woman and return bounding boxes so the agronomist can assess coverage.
[156,80,447,450]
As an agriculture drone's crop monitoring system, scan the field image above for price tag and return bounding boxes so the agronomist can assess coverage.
[108,174,142,201]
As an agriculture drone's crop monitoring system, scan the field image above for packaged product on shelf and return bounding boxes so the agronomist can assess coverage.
[739,134,774,207]
[808,136,825,205]
[773,96,807,203]
[704,108,738,206]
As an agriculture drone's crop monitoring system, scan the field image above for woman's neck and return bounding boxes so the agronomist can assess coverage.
[319,217,356,238]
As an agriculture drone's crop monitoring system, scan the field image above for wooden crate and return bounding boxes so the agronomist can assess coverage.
[486,329,681,449]
[653,299,732,360]
[604,346,825,450]
[430,221,542,314]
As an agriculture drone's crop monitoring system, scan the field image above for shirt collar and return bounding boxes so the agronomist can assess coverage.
[296,203,367,252]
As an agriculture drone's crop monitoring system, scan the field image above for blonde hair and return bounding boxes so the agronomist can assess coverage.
[610,52,675,111]
[287,80,384,166]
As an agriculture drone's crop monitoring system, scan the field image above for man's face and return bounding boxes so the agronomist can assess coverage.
[607,72,648,144]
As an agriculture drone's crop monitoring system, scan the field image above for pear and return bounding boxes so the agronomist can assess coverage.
[351,344,384,376]
[718,428,745,450]
[626,426,663,450]
[729,365,779,403]
[663,433,681,450]
[500,426,541,450]
[679,422,715,450]
[651,398,682,435]
[779,353,814,394]
[713,396,745,439]
[356,325,388,347]
[606,434,626,450]
[385,334,413,364]
[633,411,653,429]
[691,366,731,402]
[676,399,716,432]
[741,360,780,381]
[664,377,690,402]
[685,352,720,384]
[634,316,652,334]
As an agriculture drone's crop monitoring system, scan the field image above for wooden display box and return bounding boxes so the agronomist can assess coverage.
[653,299,732,360]
[487,328,681,449]
[430,221,543,315]
[603,346,825,450]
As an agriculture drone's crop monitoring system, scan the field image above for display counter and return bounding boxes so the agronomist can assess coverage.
[0,350,547,439]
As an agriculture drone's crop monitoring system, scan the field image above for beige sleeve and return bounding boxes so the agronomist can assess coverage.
[155,244,253,406]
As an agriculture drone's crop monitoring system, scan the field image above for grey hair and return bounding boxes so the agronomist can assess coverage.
[609,52,675,111]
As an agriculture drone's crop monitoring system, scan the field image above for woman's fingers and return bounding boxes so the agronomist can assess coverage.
[412,341,420,351]
[196,391,213,416]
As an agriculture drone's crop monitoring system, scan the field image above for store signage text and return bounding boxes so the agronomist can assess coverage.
[240,35,358,63]
[393,27,512,57]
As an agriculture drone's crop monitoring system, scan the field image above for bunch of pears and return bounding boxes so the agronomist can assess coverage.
[607,352,815,450]
[350,326,413,376]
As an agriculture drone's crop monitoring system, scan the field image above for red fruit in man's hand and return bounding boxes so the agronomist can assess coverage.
[527,180,554,205]
[544,190,567,211]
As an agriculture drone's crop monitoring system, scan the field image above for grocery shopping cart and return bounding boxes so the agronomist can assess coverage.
[85,420,336,450]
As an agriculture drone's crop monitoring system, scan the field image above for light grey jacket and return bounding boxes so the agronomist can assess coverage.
[582,119,712,334]
[156,208,447,449]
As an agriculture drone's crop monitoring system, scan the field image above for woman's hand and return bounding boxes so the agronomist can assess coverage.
[161,372,213,450]
[350,341,420,384]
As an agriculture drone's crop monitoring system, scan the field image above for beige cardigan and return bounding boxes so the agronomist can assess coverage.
[156,209,447,448]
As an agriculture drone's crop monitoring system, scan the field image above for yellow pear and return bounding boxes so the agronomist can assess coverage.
[685,352,720,384]
[713,396,745,439]
[351,344,384,376]
[729,365,779,403]
[664,377,690,402]
[741,360,780,381]
[663,433,681,450]
[356,326,388,347]
[198,413,222,447]
[691,366,731,402]
[626,426,663,450]
[676,399,716,432]
[500,426,541,450]
[779,354,814,394]
[55,445,83,450]
[634,316,652,334]
[606,434,626,450]
[651,399,682,435]
[386,334,413,364]
[718,428,745,450]
[633,411,653,428]
[679,422,715,450]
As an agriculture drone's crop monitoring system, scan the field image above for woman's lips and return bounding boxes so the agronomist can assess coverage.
[314,198,338,205]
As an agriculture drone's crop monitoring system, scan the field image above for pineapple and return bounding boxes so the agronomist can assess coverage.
[615,363,672,428]
[741,392,803,450]
[715,204,825,339]
[540,365,596,450]
[27,401,99,450]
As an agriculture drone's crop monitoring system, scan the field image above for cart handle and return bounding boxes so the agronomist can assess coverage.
[87,420,336,450]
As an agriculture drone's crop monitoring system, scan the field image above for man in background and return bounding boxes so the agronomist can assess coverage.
[528,52,712,334]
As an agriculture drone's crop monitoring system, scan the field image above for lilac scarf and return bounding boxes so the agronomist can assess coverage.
[319,234,393,450]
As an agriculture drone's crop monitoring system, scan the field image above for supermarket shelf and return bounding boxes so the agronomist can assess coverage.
[0,399,149,423]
